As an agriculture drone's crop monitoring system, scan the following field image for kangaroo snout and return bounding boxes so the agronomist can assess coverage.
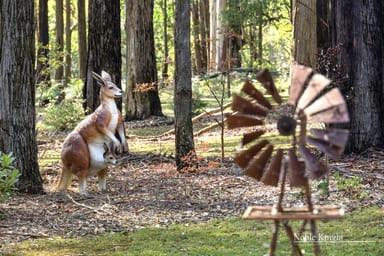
[114,89,123,97]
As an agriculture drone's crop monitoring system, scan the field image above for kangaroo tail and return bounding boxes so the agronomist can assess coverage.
[56,166,73,192]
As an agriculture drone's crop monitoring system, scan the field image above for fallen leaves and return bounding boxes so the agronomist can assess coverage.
[0,143,383,248]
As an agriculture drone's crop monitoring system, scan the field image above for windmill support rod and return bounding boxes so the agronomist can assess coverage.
[310,220,321,256]
[297,219,308,238]
[304,180,314,211]
[276,158,288,211]
[304,179,321,255]
[283,220,303,256]
[269,220,279,256]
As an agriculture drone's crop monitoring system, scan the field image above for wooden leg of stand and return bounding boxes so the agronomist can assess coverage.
[310,220,320,256]
[277,159,288,212]
[303,179,321,255]
[297,219,308,238]
[283,220,302,256]
[270,220,279,256]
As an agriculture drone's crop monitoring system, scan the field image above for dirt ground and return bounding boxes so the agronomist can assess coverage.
[1,123,384,249]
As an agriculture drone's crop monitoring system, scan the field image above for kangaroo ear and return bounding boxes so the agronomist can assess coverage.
[103,142,109,153]
[92,71,105,87]
[101,71,112,82]
[109,141,115,153]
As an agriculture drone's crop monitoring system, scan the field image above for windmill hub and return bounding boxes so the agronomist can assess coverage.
[277,116,297,136]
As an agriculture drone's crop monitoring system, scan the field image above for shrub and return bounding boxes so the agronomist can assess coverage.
[0,152,20,203]
[44,98,86,131]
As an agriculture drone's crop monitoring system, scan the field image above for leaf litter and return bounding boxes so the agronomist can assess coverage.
[0,124,383,249]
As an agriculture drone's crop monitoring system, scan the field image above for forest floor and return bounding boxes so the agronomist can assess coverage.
[1,117,384,249]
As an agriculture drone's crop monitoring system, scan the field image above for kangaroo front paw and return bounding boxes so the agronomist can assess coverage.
[114,141,122,153]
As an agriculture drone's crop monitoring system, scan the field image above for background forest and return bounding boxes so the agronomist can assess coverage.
[34,0,292,176]
[35,0,291,115]
[36,0,290,88]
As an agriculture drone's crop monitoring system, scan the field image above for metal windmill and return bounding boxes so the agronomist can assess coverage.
[227,65,349,256]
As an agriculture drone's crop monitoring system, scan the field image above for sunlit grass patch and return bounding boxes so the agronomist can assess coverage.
[3,207,383,256]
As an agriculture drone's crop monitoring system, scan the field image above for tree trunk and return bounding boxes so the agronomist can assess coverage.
[210,0,226,71]
[223,0,242,69]
[124,0,163,120]
[209,0,217,71]
[64,0,72,86]
[291,0,317,67]
[248,26,257,68]
[0,0,43,193]
[331,0,384,152]
[317,0,330,49]
[175,0,197,171]
[84,0,122,112]
[192,0,203,74]
[161,0,169,82]
[199,0,209,72]
[36,0,50,87]
[55,0,64,81]
[257,10,263,67]
[77,0,87,80]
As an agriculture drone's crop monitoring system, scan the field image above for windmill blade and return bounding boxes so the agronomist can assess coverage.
[299,144,327,179]
[304,88,349,123]
[234,140,268,168]
[309,128,349,149]
[306,136,343,159]
[226,113,264,129]
[307,103,349,124]
[288,148,307,187]
[232,94,268,117]
[241,80,272,109]
[256,69,282,104]
[242,130,265,146]
[296,74,331,111]
[288,65,313,106]
[244,144,274,180]
[261,149,283,186]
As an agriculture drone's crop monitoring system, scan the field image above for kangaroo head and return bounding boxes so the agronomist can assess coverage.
[103,142,118,165]
[92,71,123,99]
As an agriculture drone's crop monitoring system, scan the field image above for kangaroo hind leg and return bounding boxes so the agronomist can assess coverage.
[56,166,73,192]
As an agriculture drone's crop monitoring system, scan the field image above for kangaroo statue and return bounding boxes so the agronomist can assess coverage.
[57,71,128,195]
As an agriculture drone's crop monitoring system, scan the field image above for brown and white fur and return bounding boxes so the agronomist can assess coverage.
[57,71,128,195]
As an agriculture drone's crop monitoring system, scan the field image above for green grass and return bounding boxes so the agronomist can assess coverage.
[128,132,242,158]
[3,207,383,256]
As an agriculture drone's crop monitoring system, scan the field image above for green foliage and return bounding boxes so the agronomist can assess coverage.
[221,0,291,71]
[40,79,86,132]
[37,82,63,104]
[3,207,383,256]
[317,178,330,197]
[153,0,175,79]
[333,172,368,199]
[44,98,85,131]
[0,152,20,203]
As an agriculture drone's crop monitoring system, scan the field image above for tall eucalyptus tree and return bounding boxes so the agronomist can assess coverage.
[124,0,163,120]
[84,0,122,112]
[331,0,384,152]
[174,0,197,170]
[0,0,43,193]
